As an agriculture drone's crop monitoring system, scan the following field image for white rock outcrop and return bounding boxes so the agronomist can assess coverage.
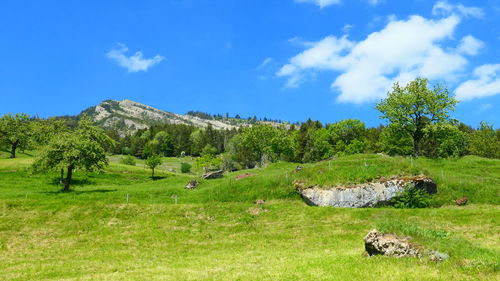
[294,176,436,208]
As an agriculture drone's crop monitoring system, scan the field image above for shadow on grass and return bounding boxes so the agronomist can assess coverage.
[151,176,167,181]
[41,188,118,195]
[50,177,96,186]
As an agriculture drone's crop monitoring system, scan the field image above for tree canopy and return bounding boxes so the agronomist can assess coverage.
[145,154,162,178]
[0,113,32,158]
[376,78,457,157]
[32,117,113,191]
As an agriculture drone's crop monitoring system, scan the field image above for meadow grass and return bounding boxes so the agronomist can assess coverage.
[0,153,498,280]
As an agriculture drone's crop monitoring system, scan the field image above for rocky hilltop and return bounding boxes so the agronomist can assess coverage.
[81,99,242,135]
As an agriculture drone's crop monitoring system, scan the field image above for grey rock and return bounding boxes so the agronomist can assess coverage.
[185,180,199,189]
[364,229,422,258]
[293,165,304,173]
[201,170,224,180]
[295,175,436,208]
[427,250,449,262]
[255,199,266,205]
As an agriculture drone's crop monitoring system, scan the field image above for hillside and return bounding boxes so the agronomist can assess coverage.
[80,99,244,134]
[0,153,498,280]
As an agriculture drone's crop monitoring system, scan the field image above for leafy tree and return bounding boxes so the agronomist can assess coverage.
[130,130,150,158]
[295,119,323,162]
[195,144,223,171]
[31,118,69,148]
[376,78,457,157]
[228,125,294,167]
[0,113,32,158]
[468,122,500,158]
[421,123,468,158]
[143,139,161,158]
[364,126,384,153]
[32,117,113,191]
[328,119,366,156]
[379,124,413,156]
[202,144,217,156]
[302,128,333,162]
[145,154,162,178]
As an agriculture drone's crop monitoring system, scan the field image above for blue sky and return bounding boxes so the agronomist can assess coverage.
[0,0,499,127]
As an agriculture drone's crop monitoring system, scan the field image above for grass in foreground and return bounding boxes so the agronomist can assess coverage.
[0,153,498,280]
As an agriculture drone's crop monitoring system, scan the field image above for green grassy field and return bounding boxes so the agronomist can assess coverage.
[0,152,498,280]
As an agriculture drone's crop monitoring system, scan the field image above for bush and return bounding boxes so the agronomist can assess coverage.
[180,162,192,173]
[391,183,432,208]
[222,153,241,171]
[120,155,136,166]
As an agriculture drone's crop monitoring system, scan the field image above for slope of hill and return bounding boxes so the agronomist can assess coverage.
[81,99,243,134]
[0,154,498,280]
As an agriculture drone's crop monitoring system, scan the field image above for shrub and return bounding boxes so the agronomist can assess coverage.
[391,183,432,208]
[180,162,192,173]
[120,155,136,166]
[222,153,241,171]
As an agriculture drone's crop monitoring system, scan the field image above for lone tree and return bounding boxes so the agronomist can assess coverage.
[145,154,162,178]
[376,78,457,157]
[33,117,113,191]
[0,113,32,158]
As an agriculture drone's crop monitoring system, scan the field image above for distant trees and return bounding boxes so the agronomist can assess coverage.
[328,119,366,155]
[227,125,294,168]
[468,122,500,158]
[32,117,113,191]
[376,78,457,157]
[0,113,32,158]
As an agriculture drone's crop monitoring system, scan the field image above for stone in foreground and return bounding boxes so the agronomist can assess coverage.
[201,170,224,180]
[185,179,199,189]
[364,229,422,258]
[455,196,468,206]
[294,175,436,208]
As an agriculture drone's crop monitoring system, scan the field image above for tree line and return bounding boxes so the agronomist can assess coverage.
[1,78,499,190]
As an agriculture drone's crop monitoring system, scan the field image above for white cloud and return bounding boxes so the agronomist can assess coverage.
[257,57,273,69]
[277,14,477,103]
[342,24,354,33]
[455,64,500,100]
[478,103,493,111]
[432,1,483,18]
[457,35,483,55]
[107,43,164,73]
[295,0,341,8]
[367,0,381,6]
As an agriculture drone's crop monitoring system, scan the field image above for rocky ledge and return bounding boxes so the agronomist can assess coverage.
[294,175,436,208]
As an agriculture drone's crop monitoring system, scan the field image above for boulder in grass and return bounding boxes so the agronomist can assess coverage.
[293,166,304,173]
[255,199,266,205]
[427,250,450,262]
[295,175,436,208]
[185,179,199,189]
[201,170,224,180]
[364,229,422,258]
[455,196,468,206]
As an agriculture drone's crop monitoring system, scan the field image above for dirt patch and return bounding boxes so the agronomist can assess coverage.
[247,207,268,216]
[235,173,255,180]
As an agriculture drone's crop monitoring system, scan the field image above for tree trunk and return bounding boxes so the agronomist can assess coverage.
[63,165,74,191]
[152,168,155,178]
[60,168,64,185]
[412,133,423,157]
[10,141,18,159]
